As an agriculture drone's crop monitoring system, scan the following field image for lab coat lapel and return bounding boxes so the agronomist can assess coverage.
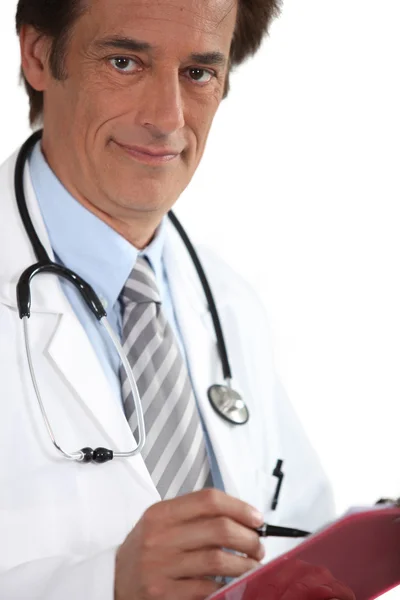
[46,311,158,491]
[0,151,158,495]
[163,220,256,502]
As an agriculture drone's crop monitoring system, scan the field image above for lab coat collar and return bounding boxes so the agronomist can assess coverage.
[0,150,71,315]
[163,216,209,318]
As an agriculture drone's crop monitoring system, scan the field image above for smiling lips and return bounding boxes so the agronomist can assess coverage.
[114,140,182,165]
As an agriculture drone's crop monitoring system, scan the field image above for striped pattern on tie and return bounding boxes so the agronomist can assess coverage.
[120,256,213,499]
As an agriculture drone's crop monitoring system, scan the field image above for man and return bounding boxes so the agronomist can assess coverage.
[0,1,352,599]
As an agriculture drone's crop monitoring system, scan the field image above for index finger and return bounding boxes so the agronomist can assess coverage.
[150,489,264,529]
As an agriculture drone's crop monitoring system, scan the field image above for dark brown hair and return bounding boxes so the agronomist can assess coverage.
[16,0,281,125]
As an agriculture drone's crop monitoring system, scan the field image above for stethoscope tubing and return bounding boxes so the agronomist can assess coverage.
[22,312,147,462]
[167,211,232,381]
[14,131,239,463]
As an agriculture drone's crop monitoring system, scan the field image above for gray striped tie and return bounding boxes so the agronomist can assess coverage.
[120,256,213,499]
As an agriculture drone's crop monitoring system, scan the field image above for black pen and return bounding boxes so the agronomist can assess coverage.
[255,524,311,538]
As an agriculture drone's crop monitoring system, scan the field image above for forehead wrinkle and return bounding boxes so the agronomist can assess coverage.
[100,0,233,34]
[125,16,216,35]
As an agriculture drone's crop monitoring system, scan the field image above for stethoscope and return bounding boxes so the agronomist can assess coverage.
[15,130,250,464]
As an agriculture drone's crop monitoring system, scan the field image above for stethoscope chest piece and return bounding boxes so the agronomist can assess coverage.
[208,384,249,425]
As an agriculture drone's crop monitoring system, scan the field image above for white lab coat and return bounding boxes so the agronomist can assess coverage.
[0,148,334,600]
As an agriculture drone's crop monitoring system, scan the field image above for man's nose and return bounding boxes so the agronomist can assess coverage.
[138,72,185,137]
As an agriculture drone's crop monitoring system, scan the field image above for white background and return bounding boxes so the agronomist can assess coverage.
[1,0,400,597]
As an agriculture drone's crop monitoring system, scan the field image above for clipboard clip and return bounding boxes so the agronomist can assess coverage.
[375,497,400,508]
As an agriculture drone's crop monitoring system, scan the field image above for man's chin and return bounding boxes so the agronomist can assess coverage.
[105,185,173,216]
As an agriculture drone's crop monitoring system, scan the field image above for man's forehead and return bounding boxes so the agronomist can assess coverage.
[88,0,238,34]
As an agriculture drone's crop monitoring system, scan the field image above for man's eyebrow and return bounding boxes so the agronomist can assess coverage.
[93,36,153,53]
[189,52,227,68]
[92,36,227,67]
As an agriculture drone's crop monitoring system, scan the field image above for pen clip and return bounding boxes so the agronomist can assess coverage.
[271,459,284,511]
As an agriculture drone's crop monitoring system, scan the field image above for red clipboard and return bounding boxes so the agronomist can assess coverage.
[209,507,400,600]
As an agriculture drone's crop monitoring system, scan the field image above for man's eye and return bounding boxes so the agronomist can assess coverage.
[109,57,139,73]
[187,68,214,84]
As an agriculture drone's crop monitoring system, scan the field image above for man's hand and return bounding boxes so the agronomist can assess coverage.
[115,489,265,600]
[114,489,356,600]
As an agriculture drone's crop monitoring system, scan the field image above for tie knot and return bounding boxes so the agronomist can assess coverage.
[121,256,161,305]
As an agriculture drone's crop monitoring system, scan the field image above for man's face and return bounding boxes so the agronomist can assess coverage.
[40,0,237,223]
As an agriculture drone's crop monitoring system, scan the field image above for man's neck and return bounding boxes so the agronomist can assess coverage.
[72,194,160,250]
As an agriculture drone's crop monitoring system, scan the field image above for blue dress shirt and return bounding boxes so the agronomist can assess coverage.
[28,142,224,491]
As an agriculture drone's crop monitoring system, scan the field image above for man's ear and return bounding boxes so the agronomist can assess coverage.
[19,25,51,92]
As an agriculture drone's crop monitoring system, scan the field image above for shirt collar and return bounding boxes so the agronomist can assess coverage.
[28,141,166,310]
